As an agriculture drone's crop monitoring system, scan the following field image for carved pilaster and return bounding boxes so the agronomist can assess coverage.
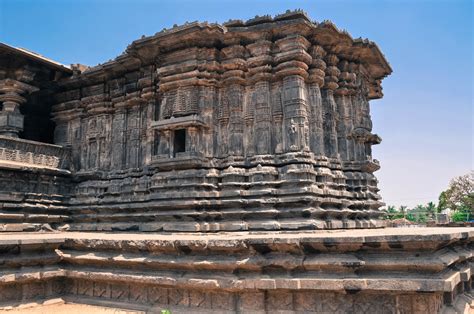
[221,45,247,157]
[349,64,380,162]
[51,101,83,170]
[307,45,326,156]
[322,54,340,158]
[335,60,357,161]
[199,86,215,157]
[271,82,284,154]
[275,35,311,153]
[187,126,198,153]
[110,99,128,170]
[217,89,229,157]
[244,88,255,156]
[247,40,272,155]
[126,104,142,169]
[157,129,171,157]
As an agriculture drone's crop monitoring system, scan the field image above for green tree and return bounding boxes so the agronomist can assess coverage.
[398,206,407,219]
[426,202,436,219]
[438,172,473,222]
[387,205,397,213]
[410,204,429,223]
[441,172,473,211]
[385,205,403,220]
[413,204,425,211]
[438,191,448,212]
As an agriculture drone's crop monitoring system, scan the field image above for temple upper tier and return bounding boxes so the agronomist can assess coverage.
[0,10,392,232]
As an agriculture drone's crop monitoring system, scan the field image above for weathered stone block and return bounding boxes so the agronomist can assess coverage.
[266,291,293,311]
[238,291,265,311]
[110,282,129,301]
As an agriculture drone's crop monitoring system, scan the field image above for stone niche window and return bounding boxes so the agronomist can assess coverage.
[150,114,207,170]
[173,129,186,156]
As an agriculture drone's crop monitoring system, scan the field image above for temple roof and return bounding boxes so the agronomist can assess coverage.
[80,10,392,82]
[0,43,72,74]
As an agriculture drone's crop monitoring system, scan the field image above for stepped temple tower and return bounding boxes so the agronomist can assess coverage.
[0,11,472,314]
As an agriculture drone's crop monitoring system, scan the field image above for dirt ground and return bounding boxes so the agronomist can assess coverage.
[0,303,144,314]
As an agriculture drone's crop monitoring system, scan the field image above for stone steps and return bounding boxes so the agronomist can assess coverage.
[0,212,67,222]
[0,201,69,232]
[65,218,382,232]
[58,247,470,274]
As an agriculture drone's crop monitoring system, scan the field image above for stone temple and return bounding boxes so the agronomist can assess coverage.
[0,10,472,313]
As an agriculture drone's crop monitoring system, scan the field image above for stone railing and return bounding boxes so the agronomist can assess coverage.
[0,136,70,169]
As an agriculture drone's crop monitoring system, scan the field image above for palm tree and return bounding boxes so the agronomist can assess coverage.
[386,205,397,220]
[387,205,397,213]
[412,204,426,222]
[399,206,407,219]
[426,202,436,219]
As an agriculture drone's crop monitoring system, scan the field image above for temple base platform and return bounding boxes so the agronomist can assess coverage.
[0,228,472,313]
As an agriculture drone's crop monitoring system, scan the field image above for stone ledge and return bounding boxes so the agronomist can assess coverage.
[150,115,207,130]
[0,227,472,246]
[0,136,70,170]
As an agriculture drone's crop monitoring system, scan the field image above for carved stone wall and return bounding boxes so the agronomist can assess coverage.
[0,166,71,231]
[48,11,392,232]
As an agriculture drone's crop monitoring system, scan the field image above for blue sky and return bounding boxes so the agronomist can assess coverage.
[1,0,472,207]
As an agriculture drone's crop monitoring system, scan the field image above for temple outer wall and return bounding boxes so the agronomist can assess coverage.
[49,13,391,232]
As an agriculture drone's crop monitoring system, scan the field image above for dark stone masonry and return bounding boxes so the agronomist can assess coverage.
[1,10,391,233]
[0,10,471,313]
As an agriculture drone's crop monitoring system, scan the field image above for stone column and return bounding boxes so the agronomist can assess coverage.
[0,79,38,138]
[274,35,312,153]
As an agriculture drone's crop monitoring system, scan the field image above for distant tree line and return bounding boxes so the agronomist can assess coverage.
[385,172,473,223]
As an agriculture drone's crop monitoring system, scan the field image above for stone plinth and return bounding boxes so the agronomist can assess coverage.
[0,136,72,232]
[0,228,472,313]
